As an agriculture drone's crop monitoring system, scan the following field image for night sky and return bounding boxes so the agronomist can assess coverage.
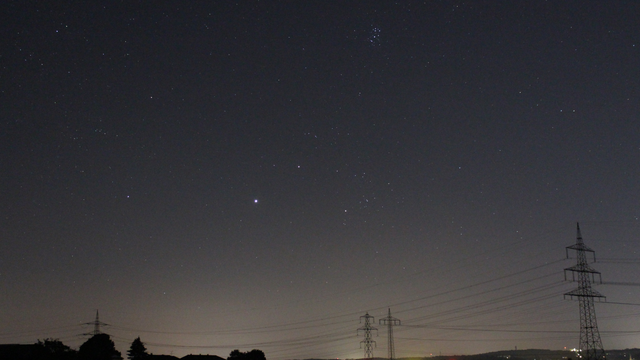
[2,1,640,359]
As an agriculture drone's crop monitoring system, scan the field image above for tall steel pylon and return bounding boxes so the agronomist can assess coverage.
[564,223,606,360]
[379,308,401,360]
[358,312,377,360]
[83,310,108,336]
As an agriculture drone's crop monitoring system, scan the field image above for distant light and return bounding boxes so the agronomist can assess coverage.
[254,199,258,203]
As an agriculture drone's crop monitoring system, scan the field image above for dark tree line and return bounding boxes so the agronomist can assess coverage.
[17,336,265,360]
[35,339,77,360]
[228,349,266,360]
[78,333,122,360]
[25,334,129,360]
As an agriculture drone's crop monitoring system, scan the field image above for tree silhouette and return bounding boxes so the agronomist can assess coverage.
[36,338,77,360]
[78,333,122,360]
[228,349,266,360]
[128,337,149,360]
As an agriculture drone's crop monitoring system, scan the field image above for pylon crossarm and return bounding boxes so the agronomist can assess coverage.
[564,293,606,302]
[567,243,595,253]
[565,263,602,274]
[565,286,605,297]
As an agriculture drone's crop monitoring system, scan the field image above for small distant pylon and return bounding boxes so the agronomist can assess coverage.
[379,309,401,360]
[83,310,108,336]
[564,223,606,360]
[357,312,377,360]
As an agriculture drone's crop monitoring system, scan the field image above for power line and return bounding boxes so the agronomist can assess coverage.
[598,258,640,264]
[403,325,577,334]
[602,301,640,306]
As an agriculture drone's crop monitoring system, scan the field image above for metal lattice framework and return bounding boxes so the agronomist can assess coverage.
[564,223,606,360]
[358,312,377,360]
[83,310,109,336]
[379,308,401,360]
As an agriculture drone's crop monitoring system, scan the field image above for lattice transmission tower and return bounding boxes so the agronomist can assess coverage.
[358,312,377,360]
[379,308,401,360]
[564,223,606,360]
[83,310,109,336]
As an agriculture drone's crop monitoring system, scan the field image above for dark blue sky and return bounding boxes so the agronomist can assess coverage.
[2,1,640,358]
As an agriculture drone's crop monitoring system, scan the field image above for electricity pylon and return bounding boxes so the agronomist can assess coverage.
[83,310,108,336]
[564,223,606,360]
[358,312,377,360]
[379,308,401,360]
